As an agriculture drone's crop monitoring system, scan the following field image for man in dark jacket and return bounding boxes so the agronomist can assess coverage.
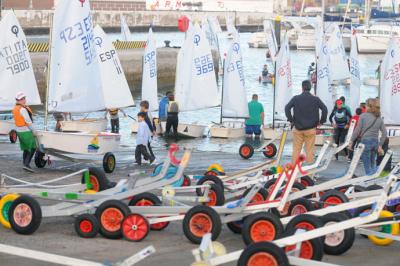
[285,80,328,164]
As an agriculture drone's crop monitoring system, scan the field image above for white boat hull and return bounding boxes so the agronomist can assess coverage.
[0,120,15,136]
[36,131,120,155]
[363,77,379,87]
[387,126,400,147]
[60,118,107,133]
[209,122,245,139]
[160,122,205,138]
[356,35,389,54]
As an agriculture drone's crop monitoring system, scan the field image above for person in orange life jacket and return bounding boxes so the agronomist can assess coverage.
[105,108,126,133]
[166,93,179,140]
[12,92,37,172]
[140,100,156,163]
[329,99,352,160]
[348,107,363,161]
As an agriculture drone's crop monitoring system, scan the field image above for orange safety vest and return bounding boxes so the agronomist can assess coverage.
[12,104,33,127]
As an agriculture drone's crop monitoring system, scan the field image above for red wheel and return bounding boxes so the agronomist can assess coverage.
[132,198,169,230]
[206,190,218,207]
[250,220,277,242]
[285,240,314,259]
[295,221,316,231]
[322,196,344,208]
[89,175,100,192]
[13,203,33,228]
[251,193,265,203]
[239,144,254,159]
[9,130,17,143]
[122,214,150,242]
[74,214,99,238]
[95,200,130,239]
[248,252,279,266]
[189,213,213,238]
[263,143,277,158]
[238,242,289,266]
[100,207,124,233]
[290,204,308,215]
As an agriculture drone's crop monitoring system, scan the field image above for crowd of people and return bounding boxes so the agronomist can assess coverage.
[11,78,390,176]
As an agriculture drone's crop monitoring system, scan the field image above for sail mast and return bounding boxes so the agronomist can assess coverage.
[220,59,225,125]
[44,14,53,131]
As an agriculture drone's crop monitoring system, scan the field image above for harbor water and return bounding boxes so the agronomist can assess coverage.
[24,31,383,153]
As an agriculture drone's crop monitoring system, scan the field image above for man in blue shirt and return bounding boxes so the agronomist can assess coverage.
[158,91,171,121]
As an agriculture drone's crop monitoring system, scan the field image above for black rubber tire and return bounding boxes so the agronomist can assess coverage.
[103,152,116,173]
[300,175,315,187]
[239,144,254,159]
[196,175,224,196]
[264,178,278,193]
[129,192,161,206]
[81,167,110,192]
[95,200,131,239]
[320,212,355,255]
[288,198,314,216]
[242,212,284,245]
[285,214,325,242]
[263,143,277,158]
[204,184,225,206]
[243,187,269,203]
[74,214,99,238]
[9,195,42,235]
[226,219,244,234]
[319,189,349,208]
[34,150,47,168]
[9,130,17,143]
[238,242,289,266]
[182,205,222,244]
[284,227,324,261]
[366,184,383,191]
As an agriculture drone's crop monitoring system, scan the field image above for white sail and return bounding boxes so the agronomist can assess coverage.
[274,35,292,118]
[208,16,222,35]
[202,16,218,50]
[315,16,323,58]
[263,20,278,61]
[48,0,104,113]
[175,23,219,112]
[141,28,158,112]
[94,25,134,109]
[327,25,350,81]
[380,38,400,124]
[120,15,131,41]
[0,10,41,111]
[317,38,334,113]
[349,29,361,112]
[222,29,248,118]
[226,15,235,35]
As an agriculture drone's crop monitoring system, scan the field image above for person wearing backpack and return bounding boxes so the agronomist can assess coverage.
[349,98,387,176]
[329,99,352,160]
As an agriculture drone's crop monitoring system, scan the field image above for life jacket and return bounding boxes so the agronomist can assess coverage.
[12,104,33,127]
[109,108,118,116]
[168,101,179,113]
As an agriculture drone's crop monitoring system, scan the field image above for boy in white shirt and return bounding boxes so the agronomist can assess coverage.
[135,112,155,165]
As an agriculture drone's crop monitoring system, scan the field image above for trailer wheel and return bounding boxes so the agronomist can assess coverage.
[319,189,349,208]
[74,214,99,238]
[128,192,169,231]
[0,194,19,228]
[9,195,42,235]
[285,214,325,242]
[227,219,244,234]
[183,205,221,244]
[201,184,225,207]
[9,130,17,143]
[285,234,324,261]
[81,167,110,192]
[263,143,277,158]
[238,242,289,266]
[182,175,191,187]
[320,212,355,255]
[95,200,130,239]
[288,198,314,216]
[34,151,47,168]
[243,188,268,203]
[103,152,116,173]
[264,179,278,194]
[196,175,224,194]
[368,210,400,246]
[300,176,315,187]
[239,144,254,159]
[122,213,150,242]
[242,212,284,245]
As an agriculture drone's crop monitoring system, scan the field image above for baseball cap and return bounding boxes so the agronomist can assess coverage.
[15,92,26,101]
[336,99,343,105]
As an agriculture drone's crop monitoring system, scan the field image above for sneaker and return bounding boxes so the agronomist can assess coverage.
[150,159,157,165]
[23,166,35,173]
[134,161,142,166]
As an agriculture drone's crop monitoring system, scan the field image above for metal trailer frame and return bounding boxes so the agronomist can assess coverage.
[191,174,400,266]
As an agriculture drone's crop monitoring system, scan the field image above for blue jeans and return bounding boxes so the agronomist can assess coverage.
[360,138,379,176]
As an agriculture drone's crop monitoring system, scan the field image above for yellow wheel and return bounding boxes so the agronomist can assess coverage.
[191,262,210,266]
[202,241,227,260]
[368,210,400,246]
[84,189,97,194]
[0,194,20,229]
[207,164,224,173]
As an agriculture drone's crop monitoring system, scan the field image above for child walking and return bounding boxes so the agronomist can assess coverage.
[140,101,156,162]
[135,112,155,165]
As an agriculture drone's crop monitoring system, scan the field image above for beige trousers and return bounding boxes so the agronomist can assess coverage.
[292,128,316,164]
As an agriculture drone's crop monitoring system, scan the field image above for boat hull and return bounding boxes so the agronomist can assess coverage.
[0,120,15,135]
[36,131,120,155]
[363,77,379,87]
[356,35,389,54]
[210,123,245,139]
[387,126,400,147]
[60,118,107,133]
[160,122,205,138]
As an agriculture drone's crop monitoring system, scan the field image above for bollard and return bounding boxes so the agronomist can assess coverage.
[164,40,171,47]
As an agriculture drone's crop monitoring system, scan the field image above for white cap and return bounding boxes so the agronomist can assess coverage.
[15,92,26,101]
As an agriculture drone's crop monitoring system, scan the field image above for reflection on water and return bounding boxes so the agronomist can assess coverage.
[26,32,382,152]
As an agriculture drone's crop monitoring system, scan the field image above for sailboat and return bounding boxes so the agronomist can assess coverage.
[120,15,132,41]
[210,28,248,139]
[0,10,41,143]
[35,0,130,173]
[168,23,220,138]
[380,38,400,147]
[131,27,158,133]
